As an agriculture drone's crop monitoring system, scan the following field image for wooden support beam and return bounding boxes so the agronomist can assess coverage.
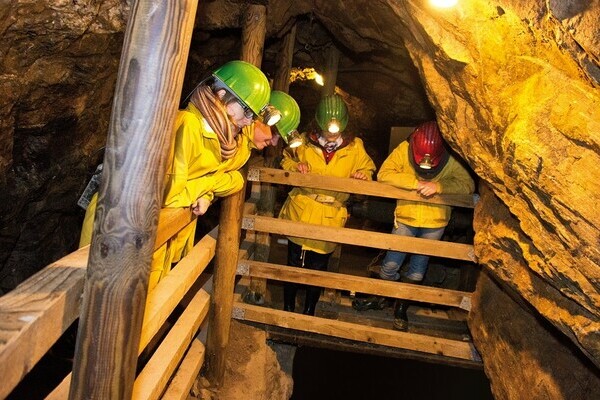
[273,23,297,93]
[243,215,476,262]
[249,167,475,208]
[70,1,199,398]
[206,1,267,386]
[233,301,480,361]
[321,45,340,96]
[237,260,472,310]
[133,289,210,400]
[161,337,206,400]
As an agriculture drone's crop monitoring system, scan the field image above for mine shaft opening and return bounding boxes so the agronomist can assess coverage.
[290,346,492,400]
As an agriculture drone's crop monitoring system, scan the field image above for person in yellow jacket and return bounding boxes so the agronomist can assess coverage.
[353,121,475,331]
[79,60,278,291]
[279,94,376,315]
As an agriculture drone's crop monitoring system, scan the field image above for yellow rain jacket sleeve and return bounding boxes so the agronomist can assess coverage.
[163,104,244,264]
[378,141,475,229]
[162,103,243,208]
[279,135,375,254]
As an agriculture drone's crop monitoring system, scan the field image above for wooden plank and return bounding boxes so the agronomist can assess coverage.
[250,167,475,208]
[45,229,217,400]
[0,247,88,400]
[161,337,206,400]
[233,301,479,361]
[1,212,206,400]
[238,260,471,310]
[132,289,210,400]
[154,208,196,250]
[140,230,217,352]
[263,324,482,369]
[243,215,476,262]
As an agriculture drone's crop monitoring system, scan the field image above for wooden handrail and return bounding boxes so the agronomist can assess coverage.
[0,207,196,400]
[236,260,472,311]
[233,300,480,361]
[243,215,476,262]
[249,167,476,208]
[46,227,217,399]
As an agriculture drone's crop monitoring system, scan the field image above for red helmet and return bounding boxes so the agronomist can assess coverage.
[409,121,448,170]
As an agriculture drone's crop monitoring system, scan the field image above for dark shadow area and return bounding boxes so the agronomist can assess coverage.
[291,346,493,400]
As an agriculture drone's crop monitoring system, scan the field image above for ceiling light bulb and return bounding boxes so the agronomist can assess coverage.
[314,73,324,86]
[430,0,458,8]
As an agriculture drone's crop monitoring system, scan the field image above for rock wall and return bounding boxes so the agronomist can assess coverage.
[386,0,600,367]
[0,0,128,292]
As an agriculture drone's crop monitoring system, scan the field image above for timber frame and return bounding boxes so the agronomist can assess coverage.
[231,166,481,366]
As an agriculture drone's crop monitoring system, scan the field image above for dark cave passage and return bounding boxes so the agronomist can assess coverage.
[291,346,492,400]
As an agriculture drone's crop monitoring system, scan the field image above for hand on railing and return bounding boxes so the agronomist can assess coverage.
[350,171,368,180]
[416,181,439,198]
[191,197,211,216]
[296,162,310,174]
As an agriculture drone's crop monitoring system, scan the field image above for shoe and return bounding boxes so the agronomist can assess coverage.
[392,300,409,331]
[283,284,297,312]
[242,290,265,305]
[352,296,391,311]
[302,286,321,316]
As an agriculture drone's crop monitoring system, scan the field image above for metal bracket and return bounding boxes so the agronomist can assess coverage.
[247,168,261,182]
[459,296,472,312]
[242,217,255,230]
[236,261,250,276]
[470,344,483,362]
[468,249,477,263]
[232,307,245,320]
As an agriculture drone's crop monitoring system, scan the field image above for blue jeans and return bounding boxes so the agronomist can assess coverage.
[379,223,445,282]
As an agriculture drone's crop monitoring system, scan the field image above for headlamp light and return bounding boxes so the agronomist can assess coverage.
[262,105,282,126]
[327,118,340,134]
[419,154,433,170]
[287,130,303,149]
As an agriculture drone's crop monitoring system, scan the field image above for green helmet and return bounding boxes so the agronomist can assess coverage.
[212,60,271,115]
[270,91,301,142]
[315,94,348,134]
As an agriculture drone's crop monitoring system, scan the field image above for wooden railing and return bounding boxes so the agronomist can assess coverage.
[0,208,213,400]
[233,167,481,364]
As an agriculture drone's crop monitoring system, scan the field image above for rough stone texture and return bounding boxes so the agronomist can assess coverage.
[0,0,128,292]
[471,187,600,399]
[386,0,600,367]
[1,0,599,397]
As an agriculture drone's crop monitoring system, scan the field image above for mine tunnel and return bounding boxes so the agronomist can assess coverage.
[0,1,599,399]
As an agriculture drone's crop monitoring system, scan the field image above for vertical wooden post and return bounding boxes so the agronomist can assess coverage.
[273,23,297,92]
[69,1,198,399]
[321,45,340,97]
[246,22,298,304]
[206,3,267,386]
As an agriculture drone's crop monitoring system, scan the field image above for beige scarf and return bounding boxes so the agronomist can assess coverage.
[189,85,238,160]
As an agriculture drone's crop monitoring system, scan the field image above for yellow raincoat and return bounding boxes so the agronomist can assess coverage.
[378,141,474,229]
[79,103,244,290]
[279,134,375,254]
[162,103,244,264]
